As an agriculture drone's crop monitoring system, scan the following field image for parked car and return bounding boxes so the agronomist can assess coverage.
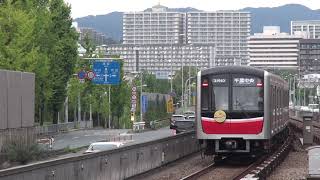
[187,115,195,121]
[85,142,123,153]
[308,104,319,112]
[184,111,195,118]
[170,114,195,133]
[170,115,186,129]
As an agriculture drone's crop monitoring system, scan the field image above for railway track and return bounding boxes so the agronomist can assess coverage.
[179,156,230,180]
[179,135,292,180]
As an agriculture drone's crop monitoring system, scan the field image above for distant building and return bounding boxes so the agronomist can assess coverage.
[123,4,185,45]
[299,39,320,76]
[77,43,86,57]
[187,11,251,65]
[79,27,108,45]
[249,26,302,70]
[291,20,320,39]
[106,44,216,75]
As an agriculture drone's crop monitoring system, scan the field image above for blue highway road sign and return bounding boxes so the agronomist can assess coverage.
[92,60,120,85]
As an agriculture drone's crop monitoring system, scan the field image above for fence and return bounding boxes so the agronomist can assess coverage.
[0,127,37,154]
[0,121,93,152]
[35,121,93,137]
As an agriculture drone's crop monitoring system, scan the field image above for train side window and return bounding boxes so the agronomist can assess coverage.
[274,86,277,126]
[270,85,274,129]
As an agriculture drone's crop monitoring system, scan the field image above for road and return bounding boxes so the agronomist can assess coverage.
[52,129,128,150]
[52,127,175,150]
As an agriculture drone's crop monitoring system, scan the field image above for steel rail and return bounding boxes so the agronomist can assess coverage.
[179,156,229,180]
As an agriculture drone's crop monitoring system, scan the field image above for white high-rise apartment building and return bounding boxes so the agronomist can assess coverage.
[108,4,251,76]
[123,4,186,45]
[187,11,251,65]
[291,20,320,39]
[249,26,302,70]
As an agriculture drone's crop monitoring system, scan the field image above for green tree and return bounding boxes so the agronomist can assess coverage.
[172,66,197,103]
[0,0,79,125]
[47,0,78,124]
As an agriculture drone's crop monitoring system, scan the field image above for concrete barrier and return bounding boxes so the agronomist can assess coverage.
[0,132,199,180]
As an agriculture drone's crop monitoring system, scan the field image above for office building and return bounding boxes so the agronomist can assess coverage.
[249,26,302,70]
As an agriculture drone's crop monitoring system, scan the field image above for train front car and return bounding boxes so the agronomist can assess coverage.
[196,66,288,158]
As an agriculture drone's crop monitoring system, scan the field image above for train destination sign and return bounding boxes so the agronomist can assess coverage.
[233,77,258,86]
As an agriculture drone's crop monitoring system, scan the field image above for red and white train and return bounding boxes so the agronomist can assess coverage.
[196,66,289,158]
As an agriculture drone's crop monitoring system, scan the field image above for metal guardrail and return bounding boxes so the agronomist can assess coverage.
[133,122,146,132]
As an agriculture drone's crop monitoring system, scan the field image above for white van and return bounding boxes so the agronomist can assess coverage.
[85,142,123,153]
[308,104,319,112]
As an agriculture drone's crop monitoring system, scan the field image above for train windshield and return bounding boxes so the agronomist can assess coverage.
[211,75,229,111]
[204,74,263,112]
[233,87,263,111]
[232,76,264,111]
[213,87,229,110]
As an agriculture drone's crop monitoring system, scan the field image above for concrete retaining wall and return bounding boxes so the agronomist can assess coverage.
[0,132,199,180]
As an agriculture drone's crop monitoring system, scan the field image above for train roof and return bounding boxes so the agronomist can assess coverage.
[201,66,265,77]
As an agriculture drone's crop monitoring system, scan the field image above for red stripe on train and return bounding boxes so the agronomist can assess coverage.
[201,117,263,134]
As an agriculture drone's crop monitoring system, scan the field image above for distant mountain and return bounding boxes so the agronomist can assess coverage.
[241,4,320,34]
[74,4,320,42]
[75,12,123,42]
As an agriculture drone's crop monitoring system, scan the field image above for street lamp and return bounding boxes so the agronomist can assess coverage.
[184,77,195,108]
[178,34,186,111]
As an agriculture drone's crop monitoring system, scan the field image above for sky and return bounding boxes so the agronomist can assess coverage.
[64,0,320,18]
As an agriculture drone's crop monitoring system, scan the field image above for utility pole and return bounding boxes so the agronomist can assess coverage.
[108,85,111,128]
[181,52,184,111]
[65,96,68,123]
[89,94,92,122]
[140,72,143,122]
[188,66,191,106]
[78,91,81,121]
[170,44,173,93]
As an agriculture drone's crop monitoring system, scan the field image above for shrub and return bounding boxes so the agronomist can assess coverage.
[4,141,43,164]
